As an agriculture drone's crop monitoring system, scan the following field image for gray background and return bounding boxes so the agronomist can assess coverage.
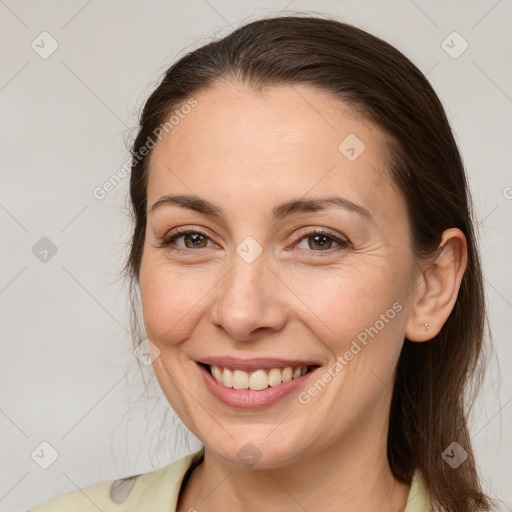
[0,1,510,511]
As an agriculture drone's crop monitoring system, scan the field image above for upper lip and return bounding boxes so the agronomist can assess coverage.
[197,356,320,372]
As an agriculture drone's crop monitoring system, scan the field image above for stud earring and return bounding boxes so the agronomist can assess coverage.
[424,322,429,331]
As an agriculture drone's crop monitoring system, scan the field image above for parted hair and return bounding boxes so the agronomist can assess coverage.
[125,14,494,511]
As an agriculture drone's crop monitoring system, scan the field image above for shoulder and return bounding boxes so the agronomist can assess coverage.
[404,469,431,512]
[26,449,204,512]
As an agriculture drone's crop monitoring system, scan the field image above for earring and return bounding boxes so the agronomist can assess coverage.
[424,322,429,331]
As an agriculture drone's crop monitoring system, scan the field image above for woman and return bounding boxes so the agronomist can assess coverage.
[28,14,495,512]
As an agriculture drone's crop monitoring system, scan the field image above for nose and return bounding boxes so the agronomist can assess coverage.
[210,251,288,343]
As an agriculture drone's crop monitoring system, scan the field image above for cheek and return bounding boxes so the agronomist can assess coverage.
[290,260,406,343]
[290,263,409,408]
[139,254,215,345]
[297,267,407,415]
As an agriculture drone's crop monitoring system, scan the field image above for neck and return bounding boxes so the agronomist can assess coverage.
[178,419,410,512]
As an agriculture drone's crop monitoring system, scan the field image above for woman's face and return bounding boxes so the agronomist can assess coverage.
[139,82,419,467]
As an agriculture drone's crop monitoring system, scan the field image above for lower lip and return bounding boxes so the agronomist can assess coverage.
[198,363,316,409]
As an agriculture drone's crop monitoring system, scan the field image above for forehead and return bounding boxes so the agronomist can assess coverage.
[147,82,402,224]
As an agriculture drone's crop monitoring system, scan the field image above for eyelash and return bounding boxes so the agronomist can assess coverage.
[157,227,350,256]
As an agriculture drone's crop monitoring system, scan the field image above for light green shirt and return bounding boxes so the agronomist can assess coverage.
[27,448,430,511]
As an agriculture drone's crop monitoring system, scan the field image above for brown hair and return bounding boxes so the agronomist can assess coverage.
[125,14,494,511]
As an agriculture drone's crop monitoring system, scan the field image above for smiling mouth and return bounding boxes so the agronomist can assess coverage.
[199,363,319,391]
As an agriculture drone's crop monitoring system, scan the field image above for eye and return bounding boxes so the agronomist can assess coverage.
[157,227,350,254]
[159,228,216,250]
[292,228,349,253]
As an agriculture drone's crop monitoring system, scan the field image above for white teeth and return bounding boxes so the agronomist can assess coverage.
[282,367,293,382]
[222,367,233,387]
[249,369,268,390]
[211,365,222,382]
[232,369,249,389]
[209,364,309,390]
[267,368,282,387]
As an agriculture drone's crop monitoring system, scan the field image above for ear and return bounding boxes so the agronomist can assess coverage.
[405,228,468,342]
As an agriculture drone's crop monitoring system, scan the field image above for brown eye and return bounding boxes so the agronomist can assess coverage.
[181,232,208,249]
[160,229,215,250]
[295,230,349,252]
[304,234,336,250]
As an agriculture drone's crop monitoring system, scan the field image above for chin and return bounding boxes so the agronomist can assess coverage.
[202,428,312,469]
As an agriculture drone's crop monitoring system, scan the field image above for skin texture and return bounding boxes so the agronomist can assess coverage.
[138,82,468,512]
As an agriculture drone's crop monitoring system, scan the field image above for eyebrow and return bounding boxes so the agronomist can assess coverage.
[148,194,373,222]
